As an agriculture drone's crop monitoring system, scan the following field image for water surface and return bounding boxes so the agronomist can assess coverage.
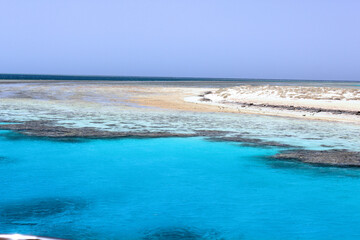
[1,131,360,239]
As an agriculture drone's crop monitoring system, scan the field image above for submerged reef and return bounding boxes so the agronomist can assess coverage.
[2,120,360,168]
[0,198,87,225]
[142,227,223,240]
[0,121,196,138]
[272,149,360,167]
[207,135,296,148]
[0,156,14,164]
[0,120,297,148]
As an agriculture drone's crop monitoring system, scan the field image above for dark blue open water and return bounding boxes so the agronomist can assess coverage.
[1,130,360,239]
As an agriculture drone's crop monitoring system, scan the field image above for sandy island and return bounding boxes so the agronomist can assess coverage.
[131,85,360,124]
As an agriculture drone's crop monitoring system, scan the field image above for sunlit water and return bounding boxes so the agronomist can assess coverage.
[1,130,360,239]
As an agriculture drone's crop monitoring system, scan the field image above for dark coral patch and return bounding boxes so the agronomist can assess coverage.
[0,198,87,224]
[272,149,360,167]
[142,227,223,240]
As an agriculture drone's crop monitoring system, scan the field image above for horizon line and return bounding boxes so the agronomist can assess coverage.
[0,73,359,82]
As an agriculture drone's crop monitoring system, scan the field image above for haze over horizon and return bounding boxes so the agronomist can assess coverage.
[1,0,359,81]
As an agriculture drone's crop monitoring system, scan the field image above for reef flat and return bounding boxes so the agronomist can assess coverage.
[1,80,360,167]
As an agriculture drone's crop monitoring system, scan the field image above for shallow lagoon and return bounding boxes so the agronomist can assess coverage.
[1,131,360,239]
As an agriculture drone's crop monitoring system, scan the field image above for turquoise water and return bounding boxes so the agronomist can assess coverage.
[1,131,360,239]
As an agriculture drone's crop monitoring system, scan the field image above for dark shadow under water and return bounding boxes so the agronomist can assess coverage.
[0,198,87,225]
[142,226,227,240]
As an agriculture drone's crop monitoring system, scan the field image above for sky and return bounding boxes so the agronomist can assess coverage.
[0,0,359,80]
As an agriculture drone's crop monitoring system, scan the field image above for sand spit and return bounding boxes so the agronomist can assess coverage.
[185,85,360,123]
[211,85,360,103]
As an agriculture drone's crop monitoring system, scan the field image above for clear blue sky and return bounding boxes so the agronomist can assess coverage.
[1,0,359,80]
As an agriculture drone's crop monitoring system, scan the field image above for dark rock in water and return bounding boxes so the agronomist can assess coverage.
[272,149,360,167]
[0,198,87,224]
[199,97,211,102]
[142,227,222,240]
[320,144,335,148]
[288,106,295,110]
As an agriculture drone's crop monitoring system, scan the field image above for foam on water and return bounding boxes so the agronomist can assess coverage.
[1,131,360,239]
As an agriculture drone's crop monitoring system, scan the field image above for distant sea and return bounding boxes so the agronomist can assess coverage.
[1,73,359,88]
